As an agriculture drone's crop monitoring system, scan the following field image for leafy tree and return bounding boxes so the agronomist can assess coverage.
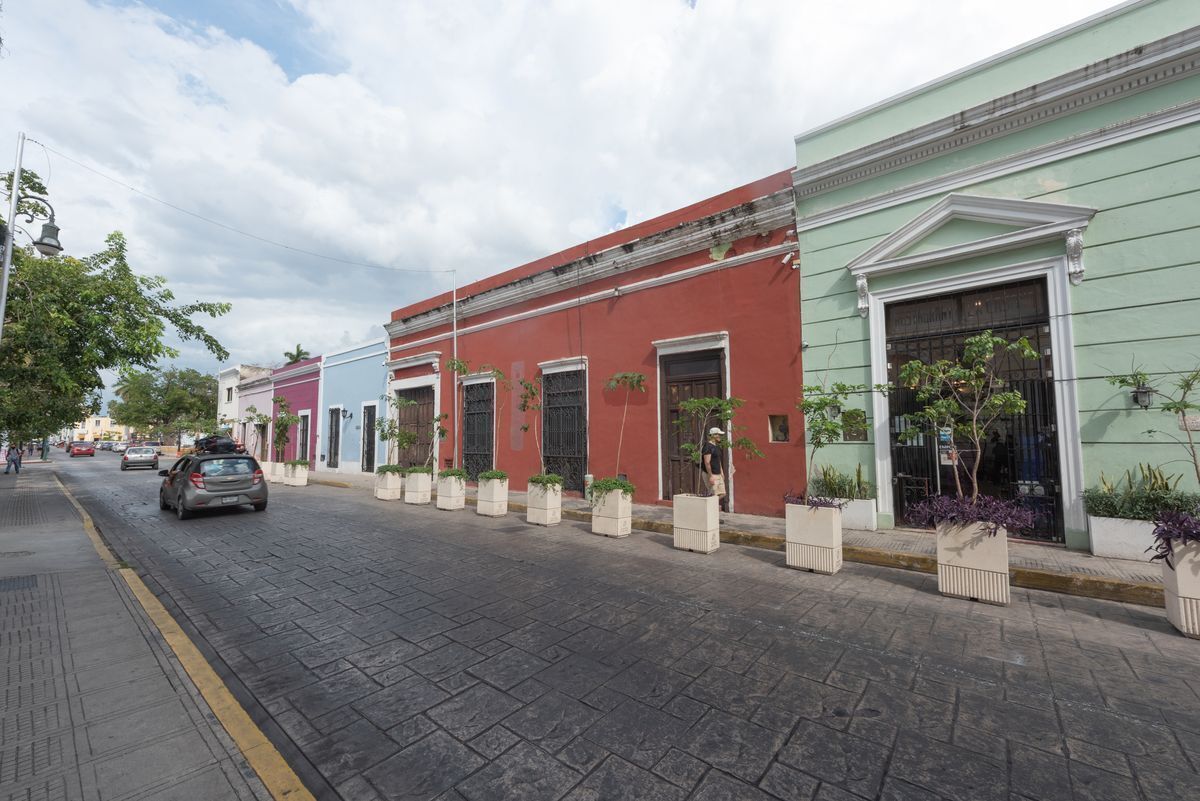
[271,396,300,461]
[109,367,218,446]
[518,376,545,476]
[1108,365,1200,487]
[604,372,646,478]
[797,381,889,503]
[898,330,1038,501]
[0,171,229,441]
[283,344,310,364]
[243,405,272,460]
[375,393,417,467]
[675,396,763,496]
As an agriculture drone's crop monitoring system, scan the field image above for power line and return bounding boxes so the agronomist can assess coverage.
[27,138,454,276]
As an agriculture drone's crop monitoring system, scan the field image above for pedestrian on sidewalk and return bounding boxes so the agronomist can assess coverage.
[702,427,728,512]
[5,445,22,474]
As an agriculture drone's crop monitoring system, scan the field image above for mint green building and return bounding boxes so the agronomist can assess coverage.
[794,0,1200,550]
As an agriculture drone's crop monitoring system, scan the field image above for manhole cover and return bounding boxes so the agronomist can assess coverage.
[0,551,33,558]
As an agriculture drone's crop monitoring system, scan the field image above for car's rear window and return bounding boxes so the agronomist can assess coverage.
[127,447,154,455]
[199,458,255,476]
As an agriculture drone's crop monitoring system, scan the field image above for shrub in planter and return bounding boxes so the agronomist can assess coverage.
[374,464,406,501]
[283,459,310,487]
[527,473,564,526]
[590,477,634,538]
[404,465,433,504]
[811,465,877,531]
[1149,506,1200,638]
[783,494,847,574]
[437,468,467,511]
[1083,465,1200,560]
[477,469,509,517]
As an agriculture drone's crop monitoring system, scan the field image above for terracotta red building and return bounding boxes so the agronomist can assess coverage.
[384,171,804,516]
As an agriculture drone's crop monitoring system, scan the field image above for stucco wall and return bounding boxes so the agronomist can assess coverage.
[272,358,321,464]
[317,341,388,474]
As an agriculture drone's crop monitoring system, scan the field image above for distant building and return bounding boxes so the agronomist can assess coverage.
[68,416,133,441]
[218,364,272,437]
[316,340,388,476]
[272,357,321,466]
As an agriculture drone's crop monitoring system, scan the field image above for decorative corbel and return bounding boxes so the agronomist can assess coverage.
[856,274,869,318]
[1065,228,1085,286]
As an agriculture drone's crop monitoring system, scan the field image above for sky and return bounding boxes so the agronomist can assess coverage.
[1,0,1124,393]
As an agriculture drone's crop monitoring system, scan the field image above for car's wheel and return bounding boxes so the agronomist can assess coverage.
[120,465,126,471]
[253,501,267,512]
[175,495,192,520]
[159,489,169,510]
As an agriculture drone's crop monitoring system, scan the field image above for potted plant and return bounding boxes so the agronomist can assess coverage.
[405,465,433,504]
[525,473,563,526]
[375,464,406,501]
[283,458,310,487]
[590,477,635,538]
[811,465,877,531]
[1149,505,1200,638]
[437,467,467,510]
[672,396,761,554]
[269,396,300,484]
[1083,465,1199,560]
[783,494,847,574]
[477,469,509,517]
[899,331,1040,606]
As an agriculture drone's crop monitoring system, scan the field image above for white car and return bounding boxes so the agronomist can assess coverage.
[112,442,129,453]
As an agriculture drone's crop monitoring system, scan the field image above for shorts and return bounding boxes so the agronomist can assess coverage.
[709,474,726,497]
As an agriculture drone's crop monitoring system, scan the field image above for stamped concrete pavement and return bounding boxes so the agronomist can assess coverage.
[56,454,1200,801]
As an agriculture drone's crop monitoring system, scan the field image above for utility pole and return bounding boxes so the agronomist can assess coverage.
[0,132,26,346]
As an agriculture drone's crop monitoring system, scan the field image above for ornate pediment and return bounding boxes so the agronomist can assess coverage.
[847,193,1095,317]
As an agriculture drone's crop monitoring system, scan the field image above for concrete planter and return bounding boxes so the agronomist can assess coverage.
[374,472,404,501]
[405,472,432,504]
[436,476,466,511]
[591,490,632,538]
[282,464,309,487]
[264,462,283,484]
[673,494,719,554]
[1088,515,1156,561]
[477,478,509,517]
[836,498,878,532]
[527,483,562,526]
[1163,540,1200,639]
[784,504,842,574]
[936,522,1010,606]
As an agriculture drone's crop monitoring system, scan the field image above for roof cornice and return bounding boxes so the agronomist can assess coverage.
[793,26,1200,199]
[385,188,795,341]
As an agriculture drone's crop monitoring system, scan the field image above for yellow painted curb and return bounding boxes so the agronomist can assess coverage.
[55,475,316,801]
[308,477,354,489]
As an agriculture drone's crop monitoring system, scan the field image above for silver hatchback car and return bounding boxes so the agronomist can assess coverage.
[158,453,268,519]
[121,446,159,471]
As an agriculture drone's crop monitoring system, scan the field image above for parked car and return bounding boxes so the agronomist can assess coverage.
[143,440,164,455]
[98,441,113,451]
[158,453,268,519]
[121,446,159,471]
[69,442,95,457]
[112,442,129,454]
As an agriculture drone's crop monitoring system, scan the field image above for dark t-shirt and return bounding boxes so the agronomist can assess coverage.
[701,441,723,475]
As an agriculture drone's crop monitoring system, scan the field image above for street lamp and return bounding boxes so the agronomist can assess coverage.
[1,132,65,346]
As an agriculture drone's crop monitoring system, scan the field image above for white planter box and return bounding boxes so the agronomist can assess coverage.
[784,504,843,574]
[405,472,432,504]
[591,490,632,538]
[527,483,562,526]
[263,461,283,484]
[673,494,719,554]
[1163,540,1200,639]
[374,472,404,501]
[837,498,878,532]
[436,476,465,510]
[282,464,309,487]
[477,477,508,517]
[1088,515,1156,561]
[936,522,1010,606]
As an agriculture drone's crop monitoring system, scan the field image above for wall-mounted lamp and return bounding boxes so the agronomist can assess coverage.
[1131,385,1155,410]
[827,402,842,418]
[341,408,353,420]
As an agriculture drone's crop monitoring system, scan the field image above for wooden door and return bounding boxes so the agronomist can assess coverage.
[327,408,341,468]
[396,386,435,468]
[361,405,377,473]
[661,351,723,499]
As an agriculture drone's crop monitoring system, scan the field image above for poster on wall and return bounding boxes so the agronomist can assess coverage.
[938,426,956,466]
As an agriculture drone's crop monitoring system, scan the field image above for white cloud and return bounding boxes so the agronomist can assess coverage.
[2,0,1121,373]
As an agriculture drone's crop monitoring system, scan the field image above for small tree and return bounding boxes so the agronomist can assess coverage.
[797,381,888,503]
[426,413,449,469]
[271,396,301,462]
[283,344,310,365]
[375,394,417,466]
[675,396,763,495]
[518,376,546,476]
[898,330,1038,501]
[605,372,646,478]
[244,405,271,461]
[1108,364,1200,487]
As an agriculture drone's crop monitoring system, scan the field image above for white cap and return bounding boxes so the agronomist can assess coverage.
[708,427,723,436]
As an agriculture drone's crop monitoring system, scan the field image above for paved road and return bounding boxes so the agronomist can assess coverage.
[55,452,1200,801]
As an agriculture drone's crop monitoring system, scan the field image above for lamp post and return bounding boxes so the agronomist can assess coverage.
[1,131,65,347]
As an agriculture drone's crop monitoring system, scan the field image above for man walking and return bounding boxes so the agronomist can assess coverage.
[701,427,727,512]
[5,443,22,474]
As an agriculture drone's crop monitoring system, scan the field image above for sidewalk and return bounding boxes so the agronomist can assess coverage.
[0,470,269,801]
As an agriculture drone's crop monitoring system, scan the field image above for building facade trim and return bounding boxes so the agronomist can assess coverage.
[386,351,442,372]
[537,356,588,375]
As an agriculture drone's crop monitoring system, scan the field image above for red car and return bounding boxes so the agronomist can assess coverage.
[69,442,95,457]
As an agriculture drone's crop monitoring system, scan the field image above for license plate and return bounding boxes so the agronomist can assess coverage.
[220,496,240,505]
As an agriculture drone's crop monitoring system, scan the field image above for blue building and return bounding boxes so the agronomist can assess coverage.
[315,339,388,477]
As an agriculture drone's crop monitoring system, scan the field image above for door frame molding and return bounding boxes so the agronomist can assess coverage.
[360,400,379,473]
[653,331,733,509]
[866,255,1084,534]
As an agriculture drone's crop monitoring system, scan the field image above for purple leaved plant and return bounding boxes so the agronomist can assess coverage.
[783,491,848,510]
[908,495,1036,537]
[1149,507,1200,569]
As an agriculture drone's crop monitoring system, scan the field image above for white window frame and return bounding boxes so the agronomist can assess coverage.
[459,373,498,474]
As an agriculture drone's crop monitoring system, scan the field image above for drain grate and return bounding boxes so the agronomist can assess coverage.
[0,551,34,559]
[0,575,38,592]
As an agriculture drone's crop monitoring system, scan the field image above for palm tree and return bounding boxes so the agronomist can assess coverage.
[283,344,310,365]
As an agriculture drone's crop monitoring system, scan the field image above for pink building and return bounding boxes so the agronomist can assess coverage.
[271,357,320,465]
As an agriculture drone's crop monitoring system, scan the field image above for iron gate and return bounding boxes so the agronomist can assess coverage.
[463,382,494,481]
[886,279,1063,541]
[542,370,587,491]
